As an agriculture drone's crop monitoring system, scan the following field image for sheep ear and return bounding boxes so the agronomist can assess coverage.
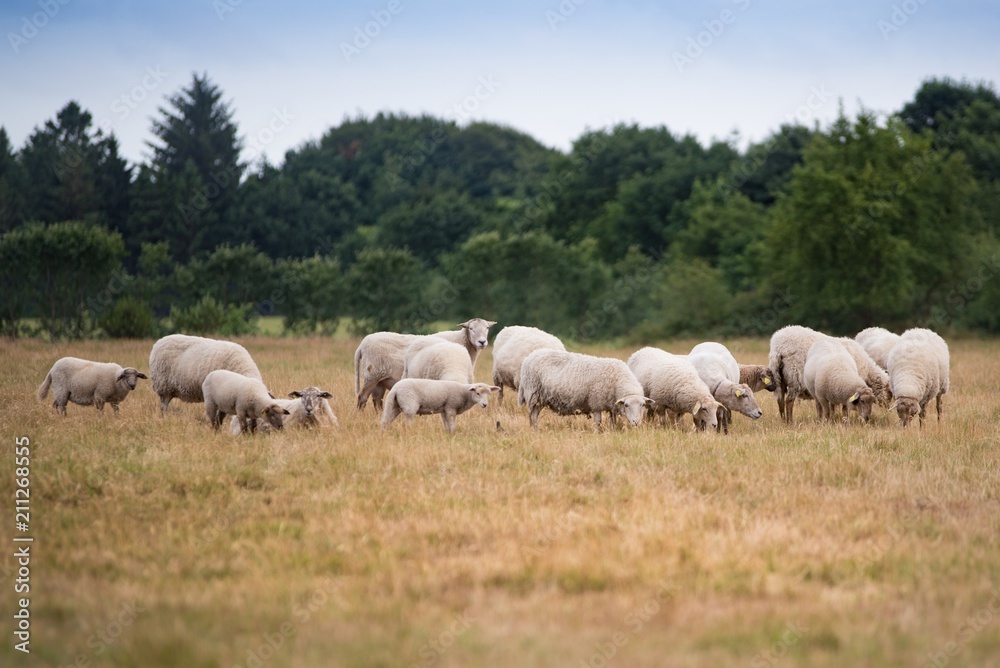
[888,399,898,411]
[735,388,744,398]
[458,321,470,329]
[289,391,303,398]
[489,386,501,392]
[763,377,771,386]
[616,399,625,407]
[692,401,702,415]
[136,371,148,379]
[319,391,333,399]
[644,397,655,408]
[848,392,860,404]
[487,321,497,326]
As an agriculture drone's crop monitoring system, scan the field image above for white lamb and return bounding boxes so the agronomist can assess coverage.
[381,379,499,433]
[354,318,495,411]
[688,342,763,434]
[517,349,653,431]
[491,325,566,402]
[149,334,262,416]
[202,369,289,434]
[37,357,147,415]
[855,327,900,371]
[894,328,950,423]
[886,337,942,428]
[402,339,474,383]
[802,338,876,423]
[627,347,719,431]
[228,386,338,434]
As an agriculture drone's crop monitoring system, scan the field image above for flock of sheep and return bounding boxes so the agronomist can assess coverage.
[35,319,950,434]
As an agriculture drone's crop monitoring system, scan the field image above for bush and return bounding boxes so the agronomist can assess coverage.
[171,296,257,336]
[100,296,156,339]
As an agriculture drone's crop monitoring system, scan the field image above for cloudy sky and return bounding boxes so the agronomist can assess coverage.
[2,0,998,167]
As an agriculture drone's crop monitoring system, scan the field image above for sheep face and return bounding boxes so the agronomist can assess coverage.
[261,404,291,430]
[730,384,763,419]
[289,387,333,417]
[849,388,877,423]
[694,401,719,431]
[760,367,777,392]
[116,368,148,390]
[461,318,496,351]
[469,384,500,409]
[894,397,921,427]
[615,395,654,427]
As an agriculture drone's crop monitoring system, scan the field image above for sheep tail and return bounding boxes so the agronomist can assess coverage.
[37,373,52,401]
[353,345,362,398]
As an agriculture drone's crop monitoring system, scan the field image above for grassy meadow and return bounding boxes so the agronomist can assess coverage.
[1,335,999,667]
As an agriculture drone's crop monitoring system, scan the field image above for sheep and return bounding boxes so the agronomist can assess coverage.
[402,339,474,383]
[837,337,892,408]
[802,338,876,423]
[739,364,777,393]
[769,326,889,423]
[354,318,496,411]
[490,325,566,402]
[202,369,289,434]
[149,334,262,416]
[517,349,653,431]
[380,379,499,433]
[627,347,719,431]
[886,337,942,428]
[688,342,763,434]
[37,357,147,415]
[855,327,900,371]
[228,386,338,435]
[897,328,950,422]
[768,325,823,423]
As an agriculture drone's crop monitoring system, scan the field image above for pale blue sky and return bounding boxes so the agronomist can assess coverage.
[2,0,998,166]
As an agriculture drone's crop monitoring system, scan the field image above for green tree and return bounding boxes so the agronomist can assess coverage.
[276,255,345,334]
[377,192,483,263]
[767,110,977,332]
[900,77,1000,134]
[0,221,126,339]
[346,247,429,333]
[176,243,276,312]
[0,127,25,232]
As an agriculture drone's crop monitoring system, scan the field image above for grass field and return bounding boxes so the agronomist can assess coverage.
[1,335,999,668]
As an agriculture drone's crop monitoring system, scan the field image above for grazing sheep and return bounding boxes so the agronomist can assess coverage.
[354,318,496,411]
[149,334,262,416]
[802,338,876,423]
[688,342,763,434]
[627,347,719,431]
[517,350,653,431]
[381,379,499,433]
[886,337,942,428]
[739,364,777,393]
[202,369,289,434]
[228,386,338,434]
[855,327,900,371]
[37,357,147,415]
[837,337,892,407]
[402,339,474,383]
[491,325,566,402]
[897,328,950,422]
[768,325,823,423]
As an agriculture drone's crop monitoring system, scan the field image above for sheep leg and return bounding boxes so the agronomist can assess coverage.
[592,410,602,432]
[936,394,943,421]
[528,405,541,430]
[380,401,400,429]
[785,398,795,424]
[159,395,172,417]
[442,410,457,434]
[112,403,120,415]
[95,398,105,414]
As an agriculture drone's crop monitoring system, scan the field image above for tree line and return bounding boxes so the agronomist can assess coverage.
[1,74,999,340]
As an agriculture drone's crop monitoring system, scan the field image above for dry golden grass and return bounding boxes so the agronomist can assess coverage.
[1,335,999,667]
